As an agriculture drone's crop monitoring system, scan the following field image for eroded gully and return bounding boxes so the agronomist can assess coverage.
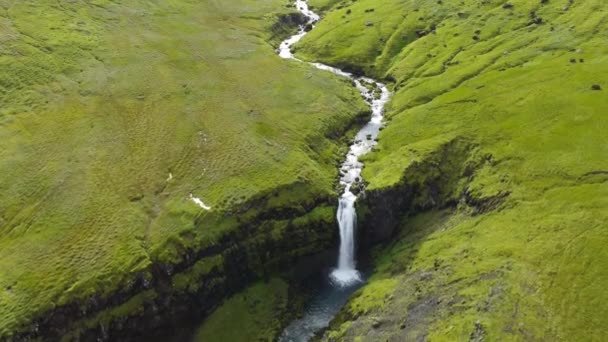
[277,1,391,341]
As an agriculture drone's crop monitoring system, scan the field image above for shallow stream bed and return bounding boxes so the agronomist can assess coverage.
[276,1,391,340]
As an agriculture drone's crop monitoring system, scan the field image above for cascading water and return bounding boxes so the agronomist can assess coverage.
[278,0,390,288]
[277,1,391,341]
[329,76,390,286]
[331,191,360,285]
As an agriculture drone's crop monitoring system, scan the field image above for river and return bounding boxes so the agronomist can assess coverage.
[277,1,391,340]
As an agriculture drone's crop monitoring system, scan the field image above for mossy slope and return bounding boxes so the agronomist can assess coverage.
[0,0,369,338]
[192,278,289,342]
[298,0,608,340]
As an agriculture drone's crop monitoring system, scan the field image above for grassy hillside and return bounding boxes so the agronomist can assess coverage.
[193,278,289,341]
[0,0,369,338]
[298,0,608,340]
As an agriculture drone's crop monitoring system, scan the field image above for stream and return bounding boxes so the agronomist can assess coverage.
[277,1,391,341]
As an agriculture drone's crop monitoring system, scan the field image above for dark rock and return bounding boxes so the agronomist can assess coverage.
[591,84,602,91]
[469,320,486,342]
[532,17,543,25]
[416,30,429,38]
[360,138,475,245]
[419,271,433,281]
[278,12,308,26]
[270,12,307,40]
[129,193,144,202]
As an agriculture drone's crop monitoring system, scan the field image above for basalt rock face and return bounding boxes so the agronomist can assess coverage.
[358,137,487,246]
[269,12,309,46]
[359,185,411,244]
[9,193,339,341]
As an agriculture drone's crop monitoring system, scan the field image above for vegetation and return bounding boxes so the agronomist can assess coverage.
[193,278,289,341]
[297,0,608,340]
[1,0,606,339]
[0,0,369,338]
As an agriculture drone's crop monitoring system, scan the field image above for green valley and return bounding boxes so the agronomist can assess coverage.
[1,0,607,340]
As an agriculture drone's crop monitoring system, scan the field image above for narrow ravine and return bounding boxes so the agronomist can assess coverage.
[277,1,391,340]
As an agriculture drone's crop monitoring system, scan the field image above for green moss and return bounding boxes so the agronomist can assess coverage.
[292,204,335,227]
[172,255,224,293]
[308,0,343,13]
[193,278,289,342]
[58,289,157,342]
[86,290,157,330]
[345,278,397,317]
[326,320,352,340]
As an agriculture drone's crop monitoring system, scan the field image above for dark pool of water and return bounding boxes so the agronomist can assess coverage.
[278,270,366,342]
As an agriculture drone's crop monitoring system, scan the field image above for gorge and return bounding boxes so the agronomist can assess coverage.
[276,1,391,339]
[0,0,606,341]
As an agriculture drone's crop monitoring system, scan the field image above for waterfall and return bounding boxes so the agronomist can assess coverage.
[277,1,392,340]
[337,191,357,270]
[329,190,361,285]
[277,0,390,288]
[329,78,390,286]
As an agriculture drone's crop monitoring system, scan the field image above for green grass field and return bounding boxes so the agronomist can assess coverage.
[0,0,369,337]
[298,0,608,340]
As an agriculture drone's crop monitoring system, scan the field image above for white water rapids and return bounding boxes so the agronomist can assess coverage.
[278,2,390,341]
[278,0,390,287]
